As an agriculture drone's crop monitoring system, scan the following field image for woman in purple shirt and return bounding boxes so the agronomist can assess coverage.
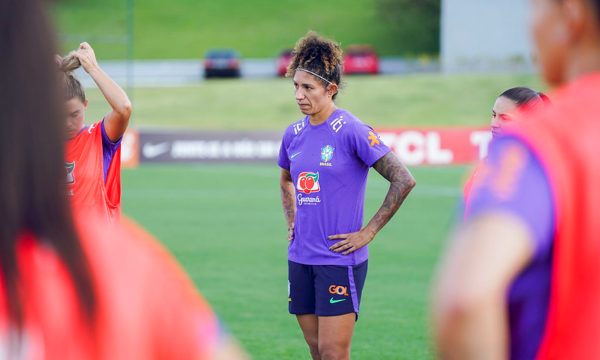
[278,32,416,360]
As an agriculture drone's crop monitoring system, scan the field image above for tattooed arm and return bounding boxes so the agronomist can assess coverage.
[366,152,416,234]
[329,152,416,254]
[280,168,296,242]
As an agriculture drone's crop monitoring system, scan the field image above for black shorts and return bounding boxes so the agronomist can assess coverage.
[288,260,368,317]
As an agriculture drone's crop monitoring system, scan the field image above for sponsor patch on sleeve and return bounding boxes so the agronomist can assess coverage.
[368,131,381,147]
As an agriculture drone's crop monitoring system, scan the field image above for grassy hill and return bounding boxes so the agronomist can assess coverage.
[82,73,544,130]
[53,0,432,59]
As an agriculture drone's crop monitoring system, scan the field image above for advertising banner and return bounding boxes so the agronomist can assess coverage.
[377,127,491,166]
[122,127,492,166]
[138,130,283,164]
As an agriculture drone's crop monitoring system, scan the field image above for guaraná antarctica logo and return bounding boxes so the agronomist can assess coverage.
[297,171,320,194]
[296,171,321,206]
[320,145,334,166]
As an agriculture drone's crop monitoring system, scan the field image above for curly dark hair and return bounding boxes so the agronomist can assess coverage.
[286,31,343,99]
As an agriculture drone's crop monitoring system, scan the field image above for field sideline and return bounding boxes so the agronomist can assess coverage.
[122,164,467,359]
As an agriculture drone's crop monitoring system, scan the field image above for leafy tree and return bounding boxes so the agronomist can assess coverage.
[376,0,440,55]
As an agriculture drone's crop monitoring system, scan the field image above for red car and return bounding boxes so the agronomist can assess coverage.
[277,49,293,77]
[343,45,379,75]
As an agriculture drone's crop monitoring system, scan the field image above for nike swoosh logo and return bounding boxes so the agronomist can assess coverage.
[329,297,347,304]
[290,152,302,159]
[143,142,171,158]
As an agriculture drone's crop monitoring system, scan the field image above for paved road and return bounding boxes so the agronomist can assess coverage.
[76,58,440,87]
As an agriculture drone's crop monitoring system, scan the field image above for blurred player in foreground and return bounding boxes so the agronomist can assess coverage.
[0,0,247,358]
[59,41,131,221]
[433,0,600,358]
[279,32,415,360]
[463,87,550,208]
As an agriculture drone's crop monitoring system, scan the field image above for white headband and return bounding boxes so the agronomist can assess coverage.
[296,67,333,86]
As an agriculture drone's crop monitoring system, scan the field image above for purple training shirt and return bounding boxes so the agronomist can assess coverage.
[467,136,555,360]
[278,109,390,266]
[100,120,122,182]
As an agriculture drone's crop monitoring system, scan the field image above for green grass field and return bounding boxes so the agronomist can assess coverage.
[53,0,422,59]
[83,73,543,130]
[110,72,546,357]
[49,0,548,355]
[122,164,467,359]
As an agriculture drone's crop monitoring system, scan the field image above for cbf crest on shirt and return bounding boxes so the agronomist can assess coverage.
[278,109,390,266]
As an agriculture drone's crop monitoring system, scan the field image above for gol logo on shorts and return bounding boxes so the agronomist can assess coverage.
[328,285,349,297]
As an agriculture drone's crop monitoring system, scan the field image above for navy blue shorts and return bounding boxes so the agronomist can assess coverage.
[288,260,368,317]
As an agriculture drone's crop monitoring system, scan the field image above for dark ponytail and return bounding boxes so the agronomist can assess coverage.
[537,92,551,106]
[499,86,551,111]
[58,52,86,102]
[0,0,95,332]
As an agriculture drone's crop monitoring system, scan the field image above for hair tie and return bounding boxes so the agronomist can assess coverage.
[296,67,333,85]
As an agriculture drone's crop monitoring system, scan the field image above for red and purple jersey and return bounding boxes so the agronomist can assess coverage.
[508,74,600,359]
[467,136,554,360]
[468,73,600,359]
[278,109,390,266]
[65,120,121,220]
[0,215,220,359]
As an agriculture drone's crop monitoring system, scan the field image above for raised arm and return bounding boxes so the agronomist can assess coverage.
[74,42,132,142]
[280,168,296,242]
[329,152,415,254]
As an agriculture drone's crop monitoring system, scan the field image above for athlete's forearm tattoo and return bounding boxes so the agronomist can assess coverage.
[280,169,296,228]
[367,152,416,235]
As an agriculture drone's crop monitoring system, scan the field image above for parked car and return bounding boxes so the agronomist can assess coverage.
[204,49,241,78]
[343,45,379,75]
[277,49,294,77]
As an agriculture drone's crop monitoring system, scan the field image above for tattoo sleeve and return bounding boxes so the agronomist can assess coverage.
[367,151,416,235]
[280,168,296,228]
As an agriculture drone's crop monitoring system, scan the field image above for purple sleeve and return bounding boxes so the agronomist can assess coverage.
[277,127,292,170]
[350,122,390,167]
[467,136,555,257]
[101,120,122,182]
